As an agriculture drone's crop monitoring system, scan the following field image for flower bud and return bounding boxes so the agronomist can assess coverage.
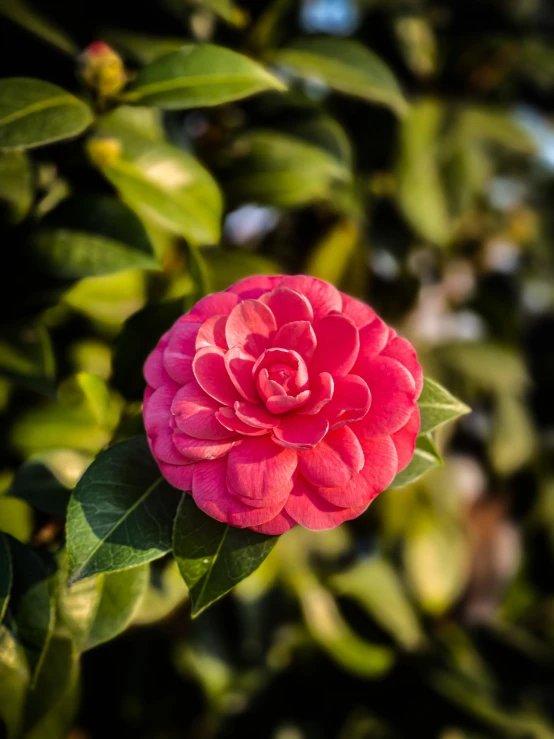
[86,136,122,168]
[79,41,126,99]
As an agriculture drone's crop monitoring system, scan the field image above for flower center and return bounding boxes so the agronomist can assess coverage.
[267,363,295,393]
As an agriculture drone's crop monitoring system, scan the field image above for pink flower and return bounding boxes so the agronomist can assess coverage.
[143,276,422,534]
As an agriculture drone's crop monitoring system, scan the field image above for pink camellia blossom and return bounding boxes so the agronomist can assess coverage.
[143,276,422,534]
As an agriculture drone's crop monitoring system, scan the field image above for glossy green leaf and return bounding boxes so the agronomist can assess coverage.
[90,126,222,245]
[173,494,278,617]
[390,434,443,488]
[0,150,33,221]
[0,0,77,55]
[67,437,180,582]
[112,298,184,400]
[124,44,285,109]
[275,37,407,115]
[329,558,424,650]
[132,561,188,626]
[396,99,451,245]
[418,377,471,435]
[226,130,351,208]
[4,537,54,683]
[0,79,92,150]
[8,449,90,517]
[0,534,11,622]
[32,195,158,278]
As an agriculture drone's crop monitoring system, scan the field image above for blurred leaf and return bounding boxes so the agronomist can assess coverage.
[287,115,353,169]
[418,378,471,435]
[103,29,187,65]
[275,37,407,115]
[396,99,451,245]
[0,79,92,150]
[394,15,437,79]
[329,558,424,650]
[90,127,222,245]
[0,0,77,55]
[305,219,360,285]
[0,151,32,221]
[202,248,281,292]
[404,514,469,615]
[173,494,277,617]
[22,633,79,738]
[0,625,29,737]
[461,107,536,153]
[132,560,188,625]
[124,44,285,109]
[67,437,180,582]
[0,493,33,544]
[63,269,146,325]
[227,130,351,208]
[0,534,11,622]
[489,393,536,475]
[433,342,529,395]
[185,0,247,26]
[32,195,158,279]
[0,322,55,395]
[112,298,184,400]
[5,537,54,683]
[390,434,442,488]
[8,449,91,517]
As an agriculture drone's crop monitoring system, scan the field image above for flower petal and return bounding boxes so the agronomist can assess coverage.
[193,346,242,406]
[250,510,296,535]
[355,318,389,361]
[341,294,377,328]
[225,346,258,402]
[226,275,283,300]
[391,407,420,472]
[216,407,268,437]
[144,335,172,389]
[381,336,423,396]
[280,276,341,319]
[163,321,201,385]
[225,299,277,357]
[159,463,194,491]
[227,435,297,500]
[173,431,236,461]
[144,384,177,438]
[310,314,360,377]
[193,458,286,527]
[189,291,238,319]
[273,413,329,450]
[195,315,228,351]
[172,383,233,440]
[353,356,417,437]
[285,476,366,530]
[260,286,313,327]
[266,390,310,414]
[272,321,317,364]
[324,375,371,430]
[318,436,397,507]
[297,426,364,488]
[298,372,334,415]
[235,401,279,429]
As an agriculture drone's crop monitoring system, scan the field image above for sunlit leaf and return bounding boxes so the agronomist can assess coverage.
[305,219,360,285]
[275,37,407,115]
[173,494,277,617]
[0,625,29,737]
[390,434,443,488]
[0,79,92,150]
[124,44,284,109]
[132,560,188,625]
[67,438,180,582]
[418,378,471,435]
[32,195,158,278]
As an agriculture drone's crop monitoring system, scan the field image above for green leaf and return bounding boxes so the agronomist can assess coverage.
[173,494,277,617]
[0,150,33,221]
[0,534,11,622]
[0,625,29,737]
[183,0,247,26]
[461,106,536,154]
[390,434,443,489]
[132,560,188,626]
[0,322,55,395]
[0,79,93,151]
[31,195,158,279]
[90,126,222,245]
[124,44,285,109]
[103,29,187,65]
[112,298,184,400]
[305,219,360,285]
[329,558,424,650]
[4,537,54,683]
[396,99,451,245]
[226,130,351,208]
[275,37,407,115]
[0,0,77,55]
[489,394,536,476]
[418,377,471,435]
[67,437,180,582]
[8,449,91,517]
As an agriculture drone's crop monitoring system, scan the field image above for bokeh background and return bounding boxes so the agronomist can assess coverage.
[2,0,554,737]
